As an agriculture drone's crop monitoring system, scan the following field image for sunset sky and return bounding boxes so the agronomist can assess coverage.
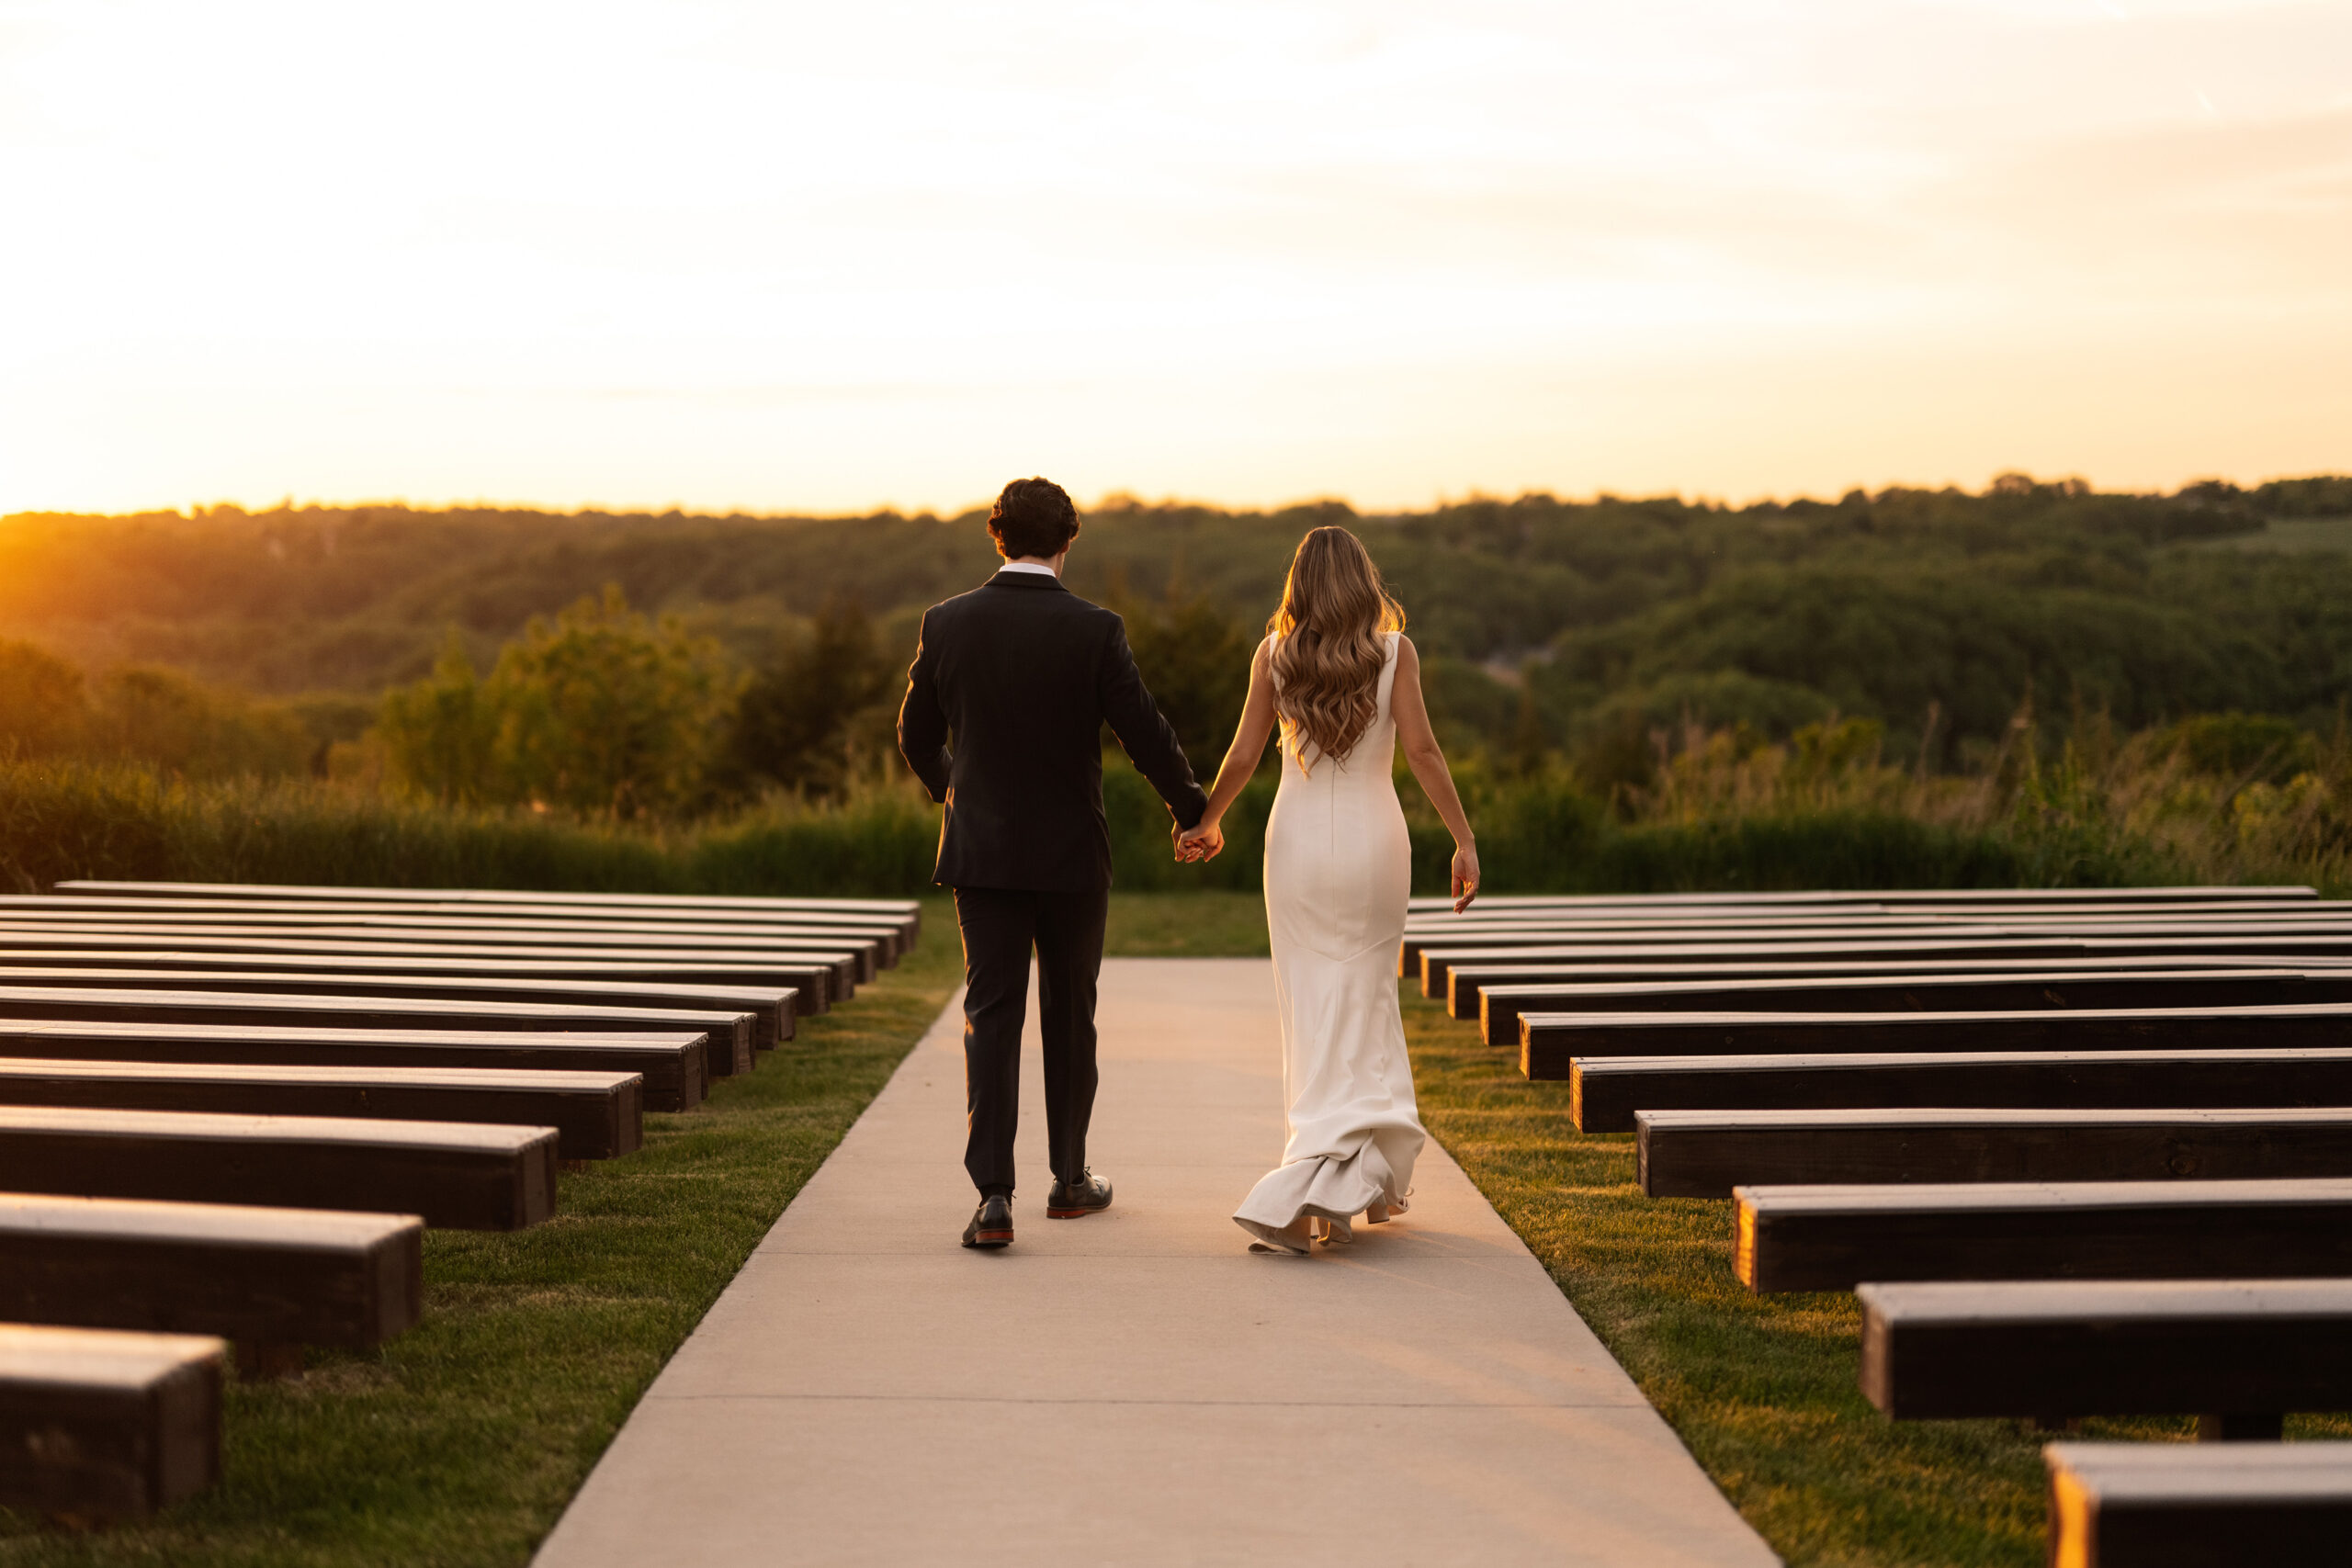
[2,0,2346,516]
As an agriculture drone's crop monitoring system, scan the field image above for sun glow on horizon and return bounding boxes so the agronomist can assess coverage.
[2,0,2346,517]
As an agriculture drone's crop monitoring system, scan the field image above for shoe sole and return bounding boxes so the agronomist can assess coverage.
[1046,1205,1108,1219]
[963,1230,1013,1247]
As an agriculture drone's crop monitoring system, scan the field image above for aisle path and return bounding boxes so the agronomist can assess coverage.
[535,959,1778,1567]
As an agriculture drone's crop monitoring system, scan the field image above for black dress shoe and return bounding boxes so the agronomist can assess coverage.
[1046,1169,1112,1219]
[962,1195,1014,1248]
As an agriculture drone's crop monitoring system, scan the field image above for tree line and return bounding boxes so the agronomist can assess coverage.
[3,472,2350,814]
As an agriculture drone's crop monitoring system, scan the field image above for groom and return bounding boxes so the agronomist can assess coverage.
[899,477,1208,1249]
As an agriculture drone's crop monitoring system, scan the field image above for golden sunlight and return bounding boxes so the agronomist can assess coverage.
[1,0,2345,513]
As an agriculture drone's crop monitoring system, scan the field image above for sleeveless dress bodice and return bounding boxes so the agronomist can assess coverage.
[1233,632,1425,1246]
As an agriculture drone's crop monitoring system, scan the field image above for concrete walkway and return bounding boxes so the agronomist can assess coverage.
[534,959,1779,1567]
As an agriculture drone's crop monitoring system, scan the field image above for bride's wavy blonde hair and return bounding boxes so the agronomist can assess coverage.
[1267,525,1406,772]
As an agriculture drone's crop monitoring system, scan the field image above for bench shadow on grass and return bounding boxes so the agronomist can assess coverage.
[0,897,966,1568]
[1402,985,2352,1568]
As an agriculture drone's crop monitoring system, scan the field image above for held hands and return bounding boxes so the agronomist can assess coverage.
[1174,820,1225,863]
[1450,842,1480,913]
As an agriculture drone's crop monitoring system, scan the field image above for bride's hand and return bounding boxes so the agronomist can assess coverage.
[1176,821,1225,863]
[1450,842,1480,913]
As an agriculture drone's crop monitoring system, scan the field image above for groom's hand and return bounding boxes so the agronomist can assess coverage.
[1175,822,1225,863]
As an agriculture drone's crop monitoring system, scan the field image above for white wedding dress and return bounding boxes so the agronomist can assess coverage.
[1232,631,1427,1249]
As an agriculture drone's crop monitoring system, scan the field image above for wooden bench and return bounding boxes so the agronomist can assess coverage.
[0,1020,707,1111]
[0,984,755,1077]
[1572,1047,2352,1134]
[1424,934,2352,994]
[2044,1441,2352,1565]
[0,1193,421,1358]
[0,941,834,1016]
[10,910,889,984]
[1449,954,2345,1026]
[0,919,866,996]
[5,896,910,966]
[1639,1107,2352,1198]
[0,1323,224,1517]
[1521,1003,2352,1081]
[0,1105,560,1230]
[1417,937,2092,994]
[1408,916,1996,942]
[1408,886,2317,912]
[1402,927,2043,976]
[0,965,795,1050]
[1859,1279,2352,1438]
[1471,967,2346,1041]
[1734,1179,2352,1292]
[0,1056,641,1159]
[56,878,923,942]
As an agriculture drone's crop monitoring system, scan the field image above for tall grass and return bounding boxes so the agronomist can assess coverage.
[6,708,2346,897]
[0,761,937,896]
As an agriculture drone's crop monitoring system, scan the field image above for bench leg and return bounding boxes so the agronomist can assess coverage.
[232,1340,306,1382]
[2197,1412,2286,1442]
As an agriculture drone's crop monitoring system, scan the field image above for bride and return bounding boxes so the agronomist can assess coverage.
[1176,525,1480,1254]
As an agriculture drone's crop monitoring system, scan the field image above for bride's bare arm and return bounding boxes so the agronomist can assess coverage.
[1390,637,1480,911]
[1177,638,1279,862]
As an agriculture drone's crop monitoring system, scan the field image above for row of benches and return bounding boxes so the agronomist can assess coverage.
[1405,884,2352,1563]
[0,879,920,1520]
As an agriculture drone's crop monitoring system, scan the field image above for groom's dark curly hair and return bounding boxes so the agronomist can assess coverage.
[988,477,1080,560]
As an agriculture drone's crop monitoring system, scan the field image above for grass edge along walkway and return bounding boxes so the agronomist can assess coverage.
[1402,987,2352,1568]
[0,899,965,1568]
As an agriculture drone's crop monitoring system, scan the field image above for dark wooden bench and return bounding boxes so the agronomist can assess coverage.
[1418,937,2093,994]
[1639,1107,2352,1198]
[1409,916,1994,942]
[0,1192,421,1359]
[0,1055,641,1159]
[0,1105,559,1230]
[1859,1279,2352,1438]
[0,919,868,994]
[1472,967,2347,1042]
[2044,1441,2352,1565]
[0,1323,224,1517]
[0,1020,707,1111]
[18,911,891,984]
[1734,1179,2352,1292]
[2,894,909,962]
[1429,931,2352,988]
[56,878,924,942]
[1521,1003,2352,1081]
[1407,898,2348,931]
[1449,953,2344,1025]
[1408,886,2316,912]
[0,941,834,1015]
[1401,925,2025,976]
[0,984,754,1077]
[1572,1047,2352,1134]
[0,965,793,1051]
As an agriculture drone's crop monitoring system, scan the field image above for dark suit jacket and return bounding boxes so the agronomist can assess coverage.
[898,570,1207,891]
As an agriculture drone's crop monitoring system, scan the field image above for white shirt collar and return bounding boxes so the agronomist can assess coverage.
[996,561,1058,578]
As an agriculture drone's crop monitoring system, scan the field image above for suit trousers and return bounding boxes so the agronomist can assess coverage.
[954,885,1110,1196]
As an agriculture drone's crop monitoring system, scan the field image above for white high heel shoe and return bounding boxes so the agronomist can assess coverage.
[1248,1216,1314,1256]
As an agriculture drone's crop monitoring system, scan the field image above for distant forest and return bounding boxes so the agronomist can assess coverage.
[4,473,2350,786]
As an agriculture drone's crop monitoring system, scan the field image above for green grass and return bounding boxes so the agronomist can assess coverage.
[0,897,964,1568]
[1403,987,2352,1567]
[1104,890,1271,956]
